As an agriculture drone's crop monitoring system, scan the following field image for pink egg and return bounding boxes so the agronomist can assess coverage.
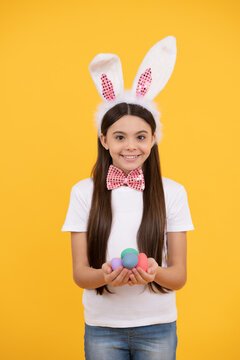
[137,253,148,272]
[111,258,122,270]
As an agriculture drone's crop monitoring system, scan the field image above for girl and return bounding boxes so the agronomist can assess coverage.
[62,36,194,360]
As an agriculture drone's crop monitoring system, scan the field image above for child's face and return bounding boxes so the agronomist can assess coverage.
[100,115,156,175]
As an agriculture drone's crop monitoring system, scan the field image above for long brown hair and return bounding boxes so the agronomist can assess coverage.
[87,103,171,295]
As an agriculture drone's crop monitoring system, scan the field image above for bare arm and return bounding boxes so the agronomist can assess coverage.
[71,232,132,290]
[71,232,106,289]
[129,231,187,290]
[154,231,187,290]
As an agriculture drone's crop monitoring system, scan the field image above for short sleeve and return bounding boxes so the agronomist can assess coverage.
[61,185,89,232]
[166,185,194,232]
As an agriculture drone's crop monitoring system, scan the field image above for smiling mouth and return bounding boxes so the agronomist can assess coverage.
[120,155,141,159]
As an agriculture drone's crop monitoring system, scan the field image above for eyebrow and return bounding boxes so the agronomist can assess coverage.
[112,130,148,135]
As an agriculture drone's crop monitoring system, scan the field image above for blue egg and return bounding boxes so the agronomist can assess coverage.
[122,253,138,269]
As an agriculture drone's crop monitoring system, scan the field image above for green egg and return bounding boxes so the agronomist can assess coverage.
[121,248,139,259]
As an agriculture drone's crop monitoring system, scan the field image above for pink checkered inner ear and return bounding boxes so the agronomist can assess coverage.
[136,68,152,97]
[101,73,116,101]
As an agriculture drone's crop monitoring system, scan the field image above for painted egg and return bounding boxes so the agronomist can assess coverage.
[122,253,139,269]
[121,248,139,259]
[111,258,122,270]
[137,253,148,272]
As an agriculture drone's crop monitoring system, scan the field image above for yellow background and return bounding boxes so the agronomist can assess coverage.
[1,0,239,359]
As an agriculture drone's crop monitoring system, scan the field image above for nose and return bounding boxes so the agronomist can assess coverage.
[126,139,137,151]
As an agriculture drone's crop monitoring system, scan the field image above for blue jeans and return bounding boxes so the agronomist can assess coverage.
[84,321,178,360]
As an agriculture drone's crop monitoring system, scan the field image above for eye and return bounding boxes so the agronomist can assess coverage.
[137,135,146,140]
[115,135,124,140]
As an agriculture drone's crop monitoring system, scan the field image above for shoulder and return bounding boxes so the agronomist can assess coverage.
[71,177,94,202]
[162,177,194,231]
[162,177,187,207]
[72,177,93,192]
[162,176,185,194]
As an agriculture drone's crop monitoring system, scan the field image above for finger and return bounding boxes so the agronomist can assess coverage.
[129,273,138,284]
[111,268,129,286]
[148,257,157,266]
[106,265,112,274]
[133,267,149,283]
[137,266,152,279]
[147,258,158,273]
[121,269,132,284]
[147,264,158,277]
[132,268,145,282]
[107,266,124,282]
[147,266,156,275]
[121,270,131,284]
[102,266,111,275]
[102,262,112,273]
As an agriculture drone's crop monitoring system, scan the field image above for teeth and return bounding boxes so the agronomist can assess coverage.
[124,156,137,158]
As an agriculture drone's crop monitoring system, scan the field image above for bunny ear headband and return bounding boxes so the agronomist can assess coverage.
[89,35,177,144]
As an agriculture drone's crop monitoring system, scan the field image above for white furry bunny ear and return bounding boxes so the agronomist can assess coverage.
[89,53,124,102]
[132,36,177,100]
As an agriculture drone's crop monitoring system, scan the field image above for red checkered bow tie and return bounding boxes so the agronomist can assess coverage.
[106,165,145,191]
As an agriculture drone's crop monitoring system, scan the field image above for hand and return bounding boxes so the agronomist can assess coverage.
[102,261,132,287]
[128,257,159,286]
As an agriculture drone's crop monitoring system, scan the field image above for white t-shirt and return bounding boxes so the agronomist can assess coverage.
[61,176,194,328]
